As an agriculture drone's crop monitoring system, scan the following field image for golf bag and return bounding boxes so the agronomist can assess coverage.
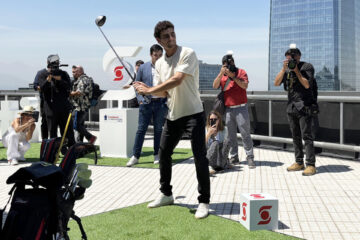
[40,137,63,163]
[0,143,97,240]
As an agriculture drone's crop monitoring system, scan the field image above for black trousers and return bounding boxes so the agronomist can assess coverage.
[159,111,210,204]
[40,99,48,140]
[287,112,316,166]
[47,111,75,147]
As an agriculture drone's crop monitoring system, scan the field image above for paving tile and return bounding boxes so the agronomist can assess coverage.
[1,136,360,239]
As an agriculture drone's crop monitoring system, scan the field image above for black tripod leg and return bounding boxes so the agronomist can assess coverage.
[71,211,87,240]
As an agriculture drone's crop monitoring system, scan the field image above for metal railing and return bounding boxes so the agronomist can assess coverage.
[201,93,360,153]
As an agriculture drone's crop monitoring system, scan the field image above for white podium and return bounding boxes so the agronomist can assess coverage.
[239,193,278,231]
[99,108,139,158]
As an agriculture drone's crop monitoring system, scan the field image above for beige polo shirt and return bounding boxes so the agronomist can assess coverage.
[154,46,203,121]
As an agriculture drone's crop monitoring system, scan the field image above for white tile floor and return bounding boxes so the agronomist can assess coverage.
[1,135,360,240]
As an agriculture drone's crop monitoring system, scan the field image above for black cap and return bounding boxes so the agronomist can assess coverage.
[285,48,301,56]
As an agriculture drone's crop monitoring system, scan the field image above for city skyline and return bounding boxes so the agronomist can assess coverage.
[268,0,360,91]
[0,0,270,91]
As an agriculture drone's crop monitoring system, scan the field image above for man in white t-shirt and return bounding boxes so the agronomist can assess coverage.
[134,20,210,219]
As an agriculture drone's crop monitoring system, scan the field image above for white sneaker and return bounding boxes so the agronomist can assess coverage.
[18,157,26,162]
[147,194,174,208]
[195,203,209,219]
[154,154,160,164]
[8,159,19,165]
[126,156,139,167]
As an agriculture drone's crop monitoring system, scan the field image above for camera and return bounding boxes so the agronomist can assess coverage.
[47,54,68,75]
[288,53,297,70]
[210,118,217,126]
[224,55,238,73]
[32,111,39,122]
[22,111,39,122]
[286,44,300,70]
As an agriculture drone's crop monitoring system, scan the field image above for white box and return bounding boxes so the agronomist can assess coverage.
[99,108,138,158]
[239,193,278,231]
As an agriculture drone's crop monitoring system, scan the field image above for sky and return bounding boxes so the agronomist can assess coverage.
[0,0,270,91]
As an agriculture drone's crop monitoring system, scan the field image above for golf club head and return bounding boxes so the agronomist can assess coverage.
[78,178,92,189]
[78,169,92,180]
[76,163,89,171]
[95,15,106,27]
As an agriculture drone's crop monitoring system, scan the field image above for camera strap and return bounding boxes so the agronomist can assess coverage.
[222,78,232,92]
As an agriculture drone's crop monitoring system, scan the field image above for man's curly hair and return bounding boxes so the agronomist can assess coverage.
[154,20,174,39]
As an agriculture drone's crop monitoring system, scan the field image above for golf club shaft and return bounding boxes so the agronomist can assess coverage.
[97,26,135,82]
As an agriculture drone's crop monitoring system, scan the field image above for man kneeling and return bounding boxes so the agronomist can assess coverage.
[2,106,36,165]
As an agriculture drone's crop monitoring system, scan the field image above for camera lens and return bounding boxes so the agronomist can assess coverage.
[288,59,297,69]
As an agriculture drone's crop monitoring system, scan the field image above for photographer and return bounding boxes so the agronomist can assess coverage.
[1,106,36,165]
[70,65,97,144]
[274,44,317,176]
[38,54,75,147]
[33,68,49,140]
[212,53,255,169]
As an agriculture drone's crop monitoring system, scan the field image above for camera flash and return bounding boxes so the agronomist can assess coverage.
[226,50,234,56]
[289,43,297,49]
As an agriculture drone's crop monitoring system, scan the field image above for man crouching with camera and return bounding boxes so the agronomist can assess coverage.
[213,52,255,168]
[1,106,37,165]
[274,44,318,176]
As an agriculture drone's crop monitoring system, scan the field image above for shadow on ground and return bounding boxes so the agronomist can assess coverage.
[316,164,353,174]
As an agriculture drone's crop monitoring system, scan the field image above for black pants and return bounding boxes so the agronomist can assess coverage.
[47,111,75,147]
[73,110,92,142]
[40,100,48,140]
[159,112,210,204]
[287,112,316,166]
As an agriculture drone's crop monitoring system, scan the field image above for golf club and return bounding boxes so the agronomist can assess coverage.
[95,15,135,82]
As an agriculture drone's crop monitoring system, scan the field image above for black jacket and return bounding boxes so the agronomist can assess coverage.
[37,69,72,116]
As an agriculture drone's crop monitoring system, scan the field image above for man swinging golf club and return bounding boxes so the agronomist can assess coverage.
[134,20,210,219]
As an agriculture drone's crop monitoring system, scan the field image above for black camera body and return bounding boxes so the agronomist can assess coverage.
[22,111,39,122]
[32,111,40,122]
[48,62,68,75]
[210,118,217,126]
[288,53,297,70]
[225,56,238,73]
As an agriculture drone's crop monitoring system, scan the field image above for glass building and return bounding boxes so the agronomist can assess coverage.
[268,0,360,91]
[199,60,222,90]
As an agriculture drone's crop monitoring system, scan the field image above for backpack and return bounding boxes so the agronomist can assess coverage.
[88,78,103,107]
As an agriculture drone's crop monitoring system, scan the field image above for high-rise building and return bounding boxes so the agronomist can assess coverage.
[199,60,221,90]
[268,0,360,91]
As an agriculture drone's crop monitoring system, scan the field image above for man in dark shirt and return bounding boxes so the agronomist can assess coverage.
[37,54,75,147]
[34,68,49,140]
[274,45,318,176]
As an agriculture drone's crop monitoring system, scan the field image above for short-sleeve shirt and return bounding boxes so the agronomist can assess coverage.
[281,61,315,113]
[154,46,203,120]
[220,68,249,106]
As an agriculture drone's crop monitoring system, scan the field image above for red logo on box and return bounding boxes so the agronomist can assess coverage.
[241,202,247,221]
[250,194,265,199]
[258,206,272,225]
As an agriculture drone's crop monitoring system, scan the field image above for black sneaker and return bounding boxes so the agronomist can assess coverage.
[229,155,240,164]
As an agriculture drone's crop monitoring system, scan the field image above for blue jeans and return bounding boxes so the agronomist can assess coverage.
[132,99,167,158]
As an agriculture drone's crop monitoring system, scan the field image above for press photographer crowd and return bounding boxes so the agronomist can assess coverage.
[0,18,320,238]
